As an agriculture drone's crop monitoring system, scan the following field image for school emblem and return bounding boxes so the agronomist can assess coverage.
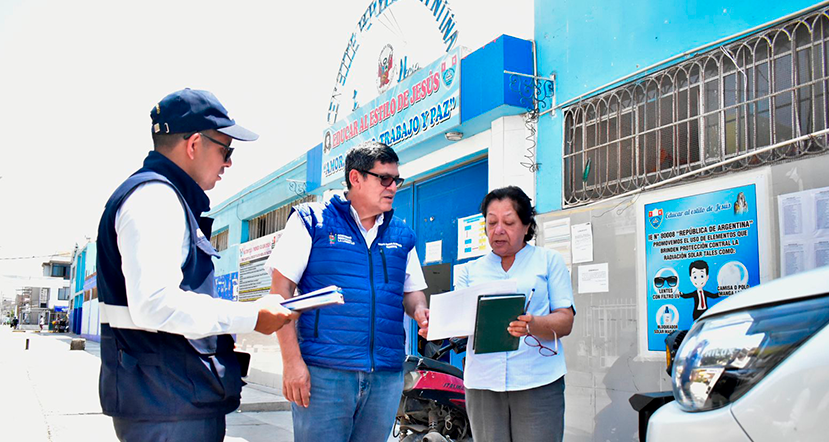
[648,208,663,229]
[377,44,396,94]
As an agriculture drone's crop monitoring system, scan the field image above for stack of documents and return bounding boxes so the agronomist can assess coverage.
[281,286,344,312]
[426,280,519,341]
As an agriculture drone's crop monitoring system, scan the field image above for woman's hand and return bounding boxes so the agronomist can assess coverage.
[507,314,534,337]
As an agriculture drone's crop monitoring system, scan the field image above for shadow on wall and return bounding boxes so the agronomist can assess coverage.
[593,346,651,442]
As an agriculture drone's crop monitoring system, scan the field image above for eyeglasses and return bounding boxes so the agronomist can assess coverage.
[654,275,678,288]
[184,132,234,162]
[362,170,405,187]
[524,329,558,357]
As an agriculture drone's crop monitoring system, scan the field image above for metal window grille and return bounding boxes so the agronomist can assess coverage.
[563,7,829,207]
[210,230,229,252]
[247,195,317,241]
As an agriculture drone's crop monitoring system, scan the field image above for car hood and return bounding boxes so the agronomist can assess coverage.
[699,266,829,320]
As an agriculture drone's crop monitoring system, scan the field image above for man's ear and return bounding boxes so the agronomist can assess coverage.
[184,133,199,160]
[348,169,362,189]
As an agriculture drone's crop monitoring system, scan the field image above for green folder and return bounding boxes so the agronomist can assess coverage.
[472,293,526,354]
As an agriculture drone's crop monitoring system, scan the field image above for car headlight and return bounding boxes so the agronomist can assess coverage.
[672,294,829,412]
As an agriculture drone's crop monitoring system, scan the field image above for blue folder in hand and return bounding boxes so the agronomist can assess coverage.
[281,286,344,312]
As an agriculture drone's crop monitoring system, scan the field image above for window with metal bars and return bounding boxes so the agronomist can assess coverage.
[247,195,317,241]
[210,230,229,252]
[563,7,829,207]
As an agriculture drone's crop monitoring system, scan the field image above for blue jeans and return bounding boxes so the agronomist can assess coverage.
[292,365,404,442]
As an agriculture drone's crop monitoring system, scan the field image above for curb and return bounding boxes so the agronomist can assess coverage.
[237,400,292,412]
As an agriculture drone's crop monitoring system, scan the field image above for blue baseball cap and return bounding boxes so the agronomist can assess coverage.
[150,88,259,141]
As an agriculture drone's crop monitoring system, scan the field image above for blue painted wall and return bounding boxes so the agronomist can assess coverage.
[534,0,822,212]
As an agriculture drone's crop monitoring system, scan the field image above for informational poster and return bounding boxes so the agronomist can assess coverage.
[238,231,282,302]
[214,272,239,301]
[458,213,489,260]
[645,185,760,351]
[542,218,572,272]
[777,186,829,276]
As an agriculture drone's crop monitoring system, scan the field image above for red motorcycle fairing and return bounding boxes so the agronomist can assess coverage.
[413,370,466,395]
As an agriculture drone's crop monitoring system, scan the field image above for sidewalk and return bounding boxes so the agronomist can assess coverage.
[0,327,295,441]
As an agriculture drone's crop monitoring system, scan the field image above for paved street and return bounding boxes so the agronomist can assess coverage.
[0,326,395,442]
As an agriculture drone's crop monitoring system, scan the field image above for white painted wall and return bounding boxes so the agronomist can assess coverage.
[489,115,536,198]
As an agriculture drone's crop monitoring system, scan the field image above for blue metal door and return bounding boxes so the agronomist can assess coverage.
[393,159,488,368]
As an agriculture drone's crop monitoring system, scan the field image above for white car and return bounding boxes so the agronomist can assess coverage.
[647,265,829,442]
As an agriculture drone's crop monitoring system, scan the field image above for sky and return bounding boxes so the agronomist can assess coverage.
[0,0,532,295]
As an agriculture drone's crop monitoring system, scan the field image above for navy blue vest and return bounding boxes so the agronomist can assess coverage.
[293,194,416,372]
[97,155,241,421]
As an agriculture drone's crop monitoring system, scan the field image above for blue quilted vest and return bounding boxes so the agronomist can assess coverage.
[293,194,416,372]
[96,153,241,421]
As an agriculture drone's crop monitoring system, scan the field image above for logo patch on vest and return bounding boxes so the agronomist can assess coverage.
[329,232,336,245]
[378,242,403,249]
[336,234,355,245]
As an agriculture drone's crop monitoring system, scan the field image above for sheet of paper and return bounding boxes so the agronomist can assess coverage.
[782,242,808,277]
[779,195,805,236]
[542,218,572,272]
[543,218,570,244]
[578,263,609,293]
[815,190,829,231]
[571,222,594,263]
[815,240,829,268]
[427,279,518,341]
[424,240,442,263]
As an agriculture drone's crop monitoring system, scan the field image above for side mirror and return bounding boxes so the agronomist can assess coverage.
[664,330,688,377]
[422,341,441,359]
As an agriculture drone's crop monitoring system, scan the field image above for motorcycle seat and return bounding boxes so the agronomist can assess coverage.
[416,357,464,380]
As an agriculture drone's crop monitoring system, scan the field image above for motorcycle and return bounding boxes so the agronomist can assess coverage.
[394,337,472,442]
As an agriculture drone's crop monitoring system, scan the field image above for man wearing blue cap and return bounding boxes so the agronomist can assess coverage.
[96,88,298,442]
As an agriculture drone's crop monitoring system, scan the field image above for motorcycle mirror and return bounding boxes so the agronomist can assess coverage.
[422,341,441,359]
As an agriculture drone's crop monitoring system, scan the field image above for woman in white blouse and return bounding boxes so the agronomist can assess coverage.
[456,186,575,441]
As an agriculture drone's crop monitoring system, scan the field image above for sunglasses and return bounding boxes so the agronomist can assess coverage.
[184,132,234,162]
[654,275,678,288]
[362,170,405,187]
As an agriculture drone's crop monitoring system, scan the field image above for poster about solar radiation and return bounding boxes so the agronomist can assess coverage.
[644,185,760,351]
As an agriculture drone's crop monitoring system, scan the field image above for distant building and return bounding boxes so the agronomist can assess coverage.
[69,241,99,340]
[9,257,72,328]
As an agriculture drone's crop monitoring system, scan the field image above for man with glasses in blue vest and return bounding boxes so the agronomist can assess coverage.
[265,141,430,441]
[96,88,298,442]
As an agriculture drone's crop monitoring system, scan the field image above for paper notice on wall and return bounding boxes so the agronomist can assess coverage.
[780,195,805,236]
[577,263,609,293]
[815,240,829,268]
[778,186,829,276]
[543,218,572,272]
[424,240,443,263]
[782,242,808,276]
[458,213,490,260]
[238,231,283,302]
[571,222,594,263]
